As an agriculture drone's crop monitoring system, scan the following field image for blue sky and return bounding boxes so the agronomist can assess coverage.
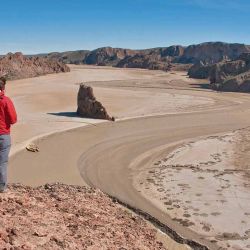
[0,0,249,54]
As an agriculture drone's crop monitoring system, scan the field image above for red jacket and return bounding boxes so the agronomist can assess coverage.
[0,91,17,134]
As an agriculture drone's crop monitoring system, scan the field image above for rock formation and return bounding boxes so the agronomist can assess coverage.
[209,56,250,92]
[0,184,165,249]
[77,84,114,121]
[188,52,250,92]
[116,54,172,71]
[188,61,213,79]
[0,52,70,80]
[209,59,249,84]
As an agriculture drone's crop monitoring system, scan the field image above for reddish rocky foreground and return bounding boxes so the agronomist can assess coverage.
[0,184,165,249]
[0,52,70,80]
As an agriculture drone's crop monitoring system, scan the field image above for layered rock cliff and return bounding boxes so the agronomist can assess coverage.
[0,52,70,80]
[209,53,250,92]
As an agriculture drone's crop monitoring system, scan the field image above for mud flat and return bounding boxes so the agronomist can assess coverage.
[134,128,250,249]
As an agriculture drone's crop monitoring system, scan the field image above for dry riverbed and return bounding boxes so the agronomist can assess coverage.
[134,127,250,250]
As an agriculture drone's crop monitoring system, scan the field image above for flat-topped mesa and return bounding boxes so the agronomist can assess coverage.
[77,84,114,121]
[0,52,70,80]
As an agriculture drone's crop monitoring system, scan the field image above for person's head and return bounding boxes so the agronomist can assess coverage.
[0,77,6,91]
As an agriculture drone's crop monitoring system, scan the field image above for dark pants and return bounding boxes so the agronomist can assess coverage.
[0,135,11,191]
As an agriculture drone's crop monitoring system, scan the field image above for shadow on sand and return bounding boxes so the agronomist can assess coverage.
[47,112,79,118]
[189,83,211,90]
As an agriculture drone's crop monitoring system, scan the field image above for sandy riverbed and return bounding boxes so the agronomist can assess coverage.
[9,65,213,155]
[8,65,250,249]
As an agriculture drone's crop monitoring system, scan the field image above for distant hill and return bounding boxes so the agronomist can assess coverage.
[178,42,250,64]
[35,42,250,71]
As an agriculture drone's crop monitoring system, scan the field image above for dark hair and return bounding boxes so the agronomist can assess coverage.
[0,77,6,91]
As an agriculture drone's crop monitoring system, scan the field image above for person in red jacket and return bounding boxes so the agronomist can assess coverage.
[0,77,17,192]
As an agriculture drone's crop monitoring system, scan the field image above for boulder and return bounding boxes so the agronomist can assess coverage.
[77,84,114,121]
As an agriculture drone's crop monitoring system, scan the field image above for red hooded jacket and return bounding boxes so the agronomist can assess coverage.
[0,91,17,134]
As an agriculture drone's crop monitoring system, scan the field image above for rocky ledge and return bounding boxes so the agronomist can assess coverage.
[0,52,70,80]
[0,184,165,249]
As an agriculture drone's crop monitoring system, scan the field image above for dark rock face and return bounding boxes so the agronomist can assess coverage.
[116,54,171,71]
[77,84,114,120]
[162,45,185,57]
[0,52,70,80]
[46,50,90,64]
[188,61,213,79]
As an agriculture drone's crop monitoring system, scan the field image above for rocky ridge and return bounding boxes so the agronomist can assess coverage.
[0,184,166,249]
[179,42,250,64]
[40,42,250,72]
[0,52,70,80]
